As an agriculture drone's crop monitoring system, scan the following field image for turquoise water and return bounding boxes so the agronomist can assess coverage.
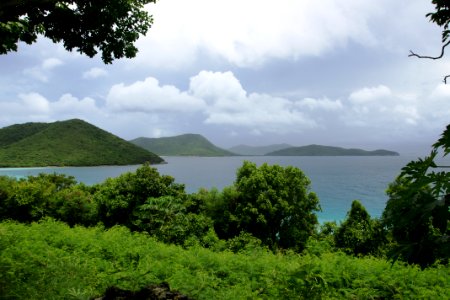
[0,155,439,222]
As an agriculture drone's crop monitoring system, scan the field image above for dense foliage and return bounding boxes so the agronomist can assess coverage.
[0,119,163,166]
[196,161,320,251]
[0,0,155,63]
[383,125,449,267]
[334,200,386,256]
[130,134,236,156]
[428,0,450,45]
[1,220,448,299]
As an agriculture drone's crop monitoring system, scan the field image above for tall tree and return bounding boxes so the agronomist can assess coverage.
[0,0,155,63]
[335,200,386,256]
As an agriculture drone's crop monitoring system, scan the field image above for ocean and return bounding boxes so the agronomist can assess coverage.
[0,155,440,222]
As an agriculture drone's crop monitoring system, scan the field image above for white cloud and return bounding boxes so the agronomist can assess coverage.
[52,94,100,115]
[295,97,343,111]
[42,58,63,70]
[137,0,380,68]
[105,77,206,113]
[189,71,317,132]
[343,85,423,129]
[0,92,106,128]
[23,57,64,82]
[19,93,50,114]
[82,67,108,79]
[349,85,392,103]
[23,68,48,82]
[422,84,450,124]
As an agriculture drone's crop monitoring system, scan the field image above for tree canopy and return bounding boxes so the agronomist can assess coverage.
[0,0,155,63]
[205,161,320,251]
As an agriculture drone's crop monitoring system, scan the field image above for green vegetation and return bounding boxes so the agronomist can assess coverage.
[0,0,155,63]
[265,144,399,156]
[0,134,448,298]
[334,200,387,256]
[0,119,164,167]
[382,125,449,267]
[198,161,320,251]
[130,133,236,156]
[1,219,448,300]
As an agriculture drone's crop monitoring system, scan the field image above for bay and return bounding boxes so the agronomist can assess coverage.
[0,155,442,222]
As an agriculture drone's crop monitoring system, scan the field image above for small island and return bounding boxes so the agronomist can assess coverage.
[265,144,399,156]
[0,119,164,167]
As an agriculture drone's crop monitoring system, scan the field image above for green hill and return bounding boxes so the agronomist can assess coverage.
[228,143,293,156]
[130,134,236,156]
[0,119,164,167]
[265,144,399,156]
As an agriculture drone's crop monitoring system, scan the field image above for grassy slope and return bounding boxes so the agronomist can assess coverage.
[0,220,448,299]
[131,134,236,156]
[0,119,164,167]
[266,144,399,156]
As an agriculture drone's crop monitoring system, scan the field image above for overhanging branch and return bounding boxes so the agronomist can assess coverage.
[409,40,450,83]
[409,40,450,59]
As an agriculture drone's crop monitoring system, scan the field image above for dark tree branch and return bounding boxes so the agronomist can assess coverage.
[444,75,450,84]
[408,40,450,60]
[409,40,450,83]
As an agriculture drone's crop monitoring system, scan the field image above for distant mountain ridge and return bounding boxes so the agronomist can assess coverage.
[0,119,164,167]
[265,144,399,156]
[130,134,236,156]
[228,143,293,156]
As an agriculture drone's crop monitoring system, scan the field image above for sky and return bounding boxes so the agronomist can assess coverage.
[0,0,449,155]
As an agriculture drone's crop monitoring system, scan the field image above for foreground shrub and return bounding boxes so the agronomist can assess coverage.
[1,219,448,299]
[200,161,320,252]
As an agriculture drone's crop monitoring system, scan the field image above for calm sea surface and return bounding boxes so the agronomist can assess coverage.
[1,155,446,222]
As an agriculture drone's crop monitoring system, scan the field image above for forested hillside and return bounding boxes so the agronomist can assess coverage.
[0,119,164,167]
[130,134,235,156]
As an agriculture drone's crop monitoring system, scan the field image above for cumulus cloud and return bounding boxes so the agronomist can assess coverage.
[105,77,206,113]
[19,93,50,114]
[82,67,108,79]
[0,92,105,128]
[52,94,100,115]
[42,58,63,70]
[23,57,64,82]
[343,85,422,128]
[189,71,317,132]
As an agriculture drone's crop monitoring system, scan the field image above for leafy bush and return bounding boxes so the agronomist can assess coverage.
[202,161,320,252]
[335,200,386,256]
[0,173,81,223]
[94,163,186,228]
[133,196,215,246]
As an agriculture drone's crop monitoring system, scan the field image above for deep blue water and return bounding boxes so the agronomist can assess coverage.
[0,155,443,222]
